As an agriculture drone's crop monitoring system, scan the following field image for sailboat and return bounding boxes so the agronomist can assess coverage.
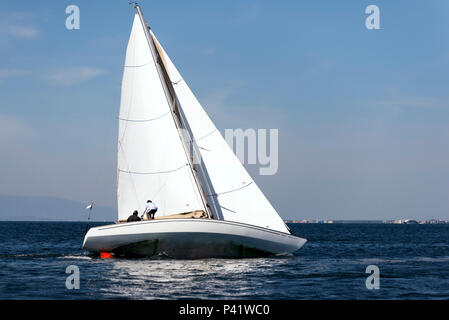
[82,4,307,259]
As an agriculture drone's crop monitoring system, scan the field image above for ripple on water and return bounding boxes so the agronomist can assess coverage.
[0,222,449,299]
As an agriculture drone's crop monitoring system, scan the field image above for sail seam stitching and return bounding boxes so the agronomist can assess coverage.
[118,111,170,122]
[207,182,253,197]
[124,61,152,68]
[118,164,188,175]
[192,129,217,142]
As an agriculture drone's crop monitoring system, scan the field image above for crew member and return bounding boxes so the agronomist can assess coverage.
[142,200,158,220]
[127,210,141,222]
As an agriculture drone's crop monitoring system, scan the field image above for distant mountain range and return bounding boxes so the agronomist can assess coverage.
[0,195,114,221]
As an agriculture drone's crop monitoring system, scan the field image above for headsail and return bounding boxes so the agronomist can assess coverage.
[151,32,290,233]
[117,14,205,221]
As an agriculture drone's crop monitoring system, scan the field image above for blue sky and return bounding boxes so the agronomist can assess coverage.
[1,0,448,220]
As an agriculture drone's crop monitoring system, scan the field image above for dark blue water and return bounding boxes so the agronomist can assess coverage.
[0,222,448,299]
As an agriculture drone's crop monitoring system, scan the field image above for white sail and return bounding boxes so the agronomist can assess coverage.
[151,32,290,233]
[117,14,205,221]
[82,6,307,259]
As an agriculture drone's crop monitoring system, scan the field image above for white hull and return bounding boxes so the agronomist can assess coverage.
[82,219,307,259]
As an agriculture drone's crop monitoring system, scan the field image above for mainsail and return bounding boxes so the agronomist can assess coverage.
[151,33,290,234]
[117,14,205,220]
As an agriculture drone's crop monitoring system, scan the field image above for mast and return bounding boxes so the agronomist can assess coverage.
[134,4,214,219]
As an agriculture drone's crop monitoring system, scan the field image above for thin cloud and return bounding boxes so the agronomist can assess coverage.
[6,26,39,38]
[0,69,30,82]
[378,96,449,109]
[0,12,39,39]
[47,67,106,86]
[231,2,263,24]
[0,114,33,145]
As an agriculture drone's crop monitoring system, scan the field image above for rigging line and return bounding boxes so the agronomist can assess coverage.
[207,181,253,197]
[191,129,217,143]
[172,79,182,85]
[124,61,152,68]
[118,163,188,175]
[151,177,169,199]
[219,205,237,213]
[118,111,170,122]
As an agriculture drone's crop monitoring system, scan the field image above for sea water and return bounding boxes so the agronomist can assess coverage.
[0,222,448,299]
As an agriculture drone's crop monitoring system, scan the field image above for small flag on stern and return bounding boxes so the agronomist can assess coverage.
[86,202,94,211]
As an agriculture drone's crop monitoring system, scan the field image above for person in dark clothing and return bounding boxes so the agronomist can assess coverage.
[127,210,141,222]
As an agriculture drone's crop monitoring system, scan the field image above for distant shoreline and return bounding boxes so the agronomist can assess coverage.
[285,219,449,224]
